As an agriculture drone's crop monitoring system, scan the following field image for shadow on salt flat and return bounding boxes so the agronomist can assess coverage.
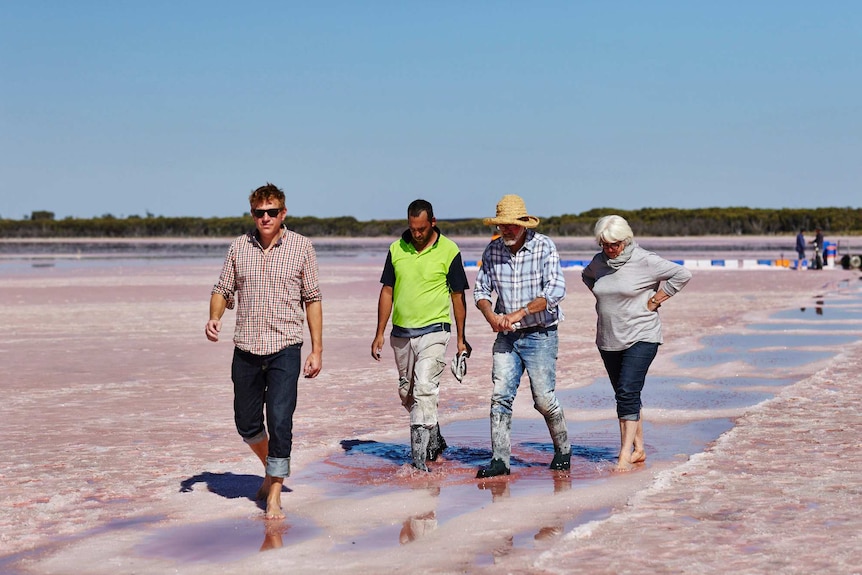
[179,471,292,501]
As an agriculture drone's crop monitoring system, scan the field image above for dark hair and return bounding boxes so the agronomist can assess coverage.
[407,199,434,220]
[249,183,286,209]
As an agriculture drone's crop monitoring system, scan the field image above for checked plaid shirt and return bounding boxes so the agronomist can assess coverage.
[473,229,566,328]
[212,227,321,356]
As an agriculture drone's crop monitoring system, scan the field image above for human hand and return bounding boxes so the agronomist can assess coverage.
[489,315,504,332]
[205,319,221,342]
[371,335,384,361]
[303,351,322,378]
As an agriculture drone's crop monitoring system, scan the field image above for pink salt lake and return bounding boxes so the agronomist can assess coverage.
[1,236,861,574]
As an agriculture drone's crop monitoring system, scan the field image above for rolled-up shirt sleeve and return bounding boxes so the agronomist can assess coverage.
[212,244,237,309]
[299,242,322,303]
[473,253,493,304]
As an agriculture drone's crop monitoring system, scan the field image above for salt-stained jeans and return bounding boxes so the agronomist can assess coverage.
[231,344,302,478]
[599,341,659,420]
[391,330,450,427]
[490,328,564,419]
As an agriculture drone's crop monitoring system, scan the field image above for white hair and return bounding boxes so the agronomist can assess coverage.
[594,215,634,245]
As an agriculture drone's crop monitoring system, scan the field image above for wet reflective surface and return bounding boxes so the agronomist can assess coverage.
[136,285,862,563]
[4,263,862,573]
[136,516,320,562]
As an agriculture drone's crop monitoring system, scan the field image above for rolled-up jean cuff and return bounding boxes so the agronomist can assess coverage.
[243,430,268,446]
[619,413,640,421]
[266,456,291,478]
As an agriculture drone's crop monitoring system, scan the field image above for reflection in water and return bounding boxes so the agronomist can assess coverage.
[553,475,572,494]
[477,479,511,502]
[400,486,440,544]
[399,511,438,544]
[260,519,288,551]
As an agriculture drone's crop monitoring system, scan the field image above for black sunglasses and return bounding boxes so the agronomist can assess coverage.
[252,208,282,218]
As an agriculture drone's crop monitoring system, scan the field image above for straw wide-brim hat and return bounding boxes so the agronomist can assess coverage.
[483,195,540,228]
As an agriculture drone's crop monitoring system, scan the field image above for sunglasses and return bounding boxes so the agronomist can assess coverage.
[600,241,624,249]
[252,208,283,218]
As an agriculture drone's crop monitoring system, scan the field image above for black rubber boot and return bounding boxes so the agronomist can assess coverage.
[476,458,510,478]
[549,450,571,470]
[545,412,571,470]
[427,423,447,462]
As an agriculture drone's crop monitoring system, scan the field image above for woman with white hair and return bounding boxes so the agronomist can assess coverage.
[582,215,691,471]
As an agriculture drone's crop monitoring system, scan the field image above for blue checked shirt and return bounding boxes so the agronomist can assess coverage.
[473,230,566,328]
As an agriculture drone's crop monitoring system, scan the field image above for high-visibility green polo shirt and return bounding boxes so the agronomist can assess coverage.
[381,228,469,330]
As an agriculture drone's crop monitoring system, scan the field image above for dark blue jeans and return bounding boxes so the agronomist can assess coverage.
[599,341,659,420]
[232,344,302,478]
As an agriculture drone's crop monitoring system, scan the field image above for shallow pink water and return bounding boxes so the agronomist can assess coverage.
[1,249,861,573]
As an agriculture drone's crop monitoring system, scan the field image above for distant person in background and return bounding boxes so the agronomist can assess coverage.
[810,229,824,270]
[796,229,806,269]
[582,215,691,472]
[371,199,470,471]
[473,194,571,478]
[205,183,323,519]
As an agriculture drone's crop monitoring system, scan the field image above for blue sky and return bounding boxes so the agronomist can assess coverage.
[2,1,860,221]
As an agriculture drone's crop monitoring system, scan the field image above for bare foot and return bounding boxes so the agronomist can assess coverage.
[265,493,284,520]
[256,475,273,501]
[630,449,646,464]
[613,453,634,473]
[265,478,285,519]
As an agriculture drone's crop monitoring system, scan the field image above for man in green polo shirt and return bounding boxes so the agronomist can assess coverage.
[371,199,470,471]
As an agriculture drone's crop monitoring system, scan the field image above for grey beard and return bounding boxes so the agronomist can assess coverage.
[502,228,525,246]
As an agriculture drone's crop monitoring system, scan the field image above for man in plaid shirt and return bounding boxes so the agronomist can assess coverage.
[473,195,571,478]
[205,183,323,519]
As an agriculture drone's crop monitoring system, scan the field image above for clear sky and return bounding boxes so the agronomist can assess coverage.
[2,1,860,221]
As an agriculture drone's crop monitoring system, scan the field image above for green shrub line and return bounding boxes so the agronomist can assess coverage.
[3,207,862,238]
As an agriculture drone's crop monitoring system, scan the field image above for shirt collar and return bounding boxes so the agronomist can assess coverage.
[248,225,287,249]
[400,225,442,253]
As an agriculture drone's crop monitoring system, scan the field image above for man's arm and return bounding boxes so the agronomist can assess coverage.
[477,298,507,333]
[303,300,323,378]
[451,291,468,354]
[371,285,393,361]
[205,293,228,342]
[499,297,548,331]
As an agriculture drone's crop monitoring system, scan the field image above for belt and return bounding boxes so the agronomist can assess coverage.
[391,322,451,338]
[517,324,558,334]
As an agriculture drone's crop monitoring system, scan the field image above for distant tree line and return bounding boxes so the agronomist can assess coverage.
[2,207,861,238]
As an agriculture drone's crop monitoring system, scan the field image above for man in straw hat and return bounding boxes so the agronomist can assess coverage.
[371,199,470,471]
[473,194,571,478]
